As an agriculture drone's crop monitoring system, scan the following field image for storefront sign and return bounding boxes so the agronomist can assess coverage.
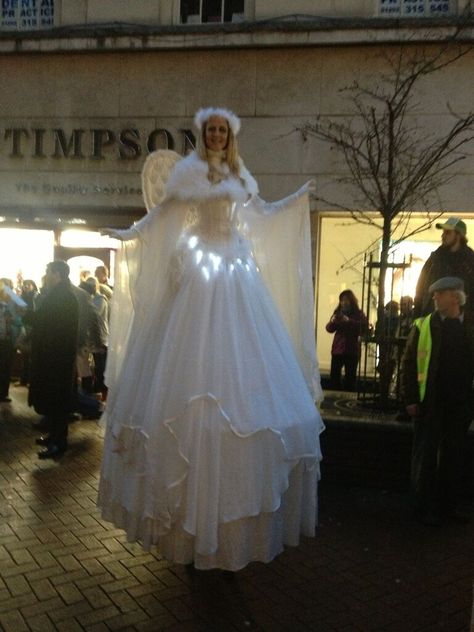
[378,0,455,16]
[2,126,195,160]
[15,181,142,197]
[1,0,54,30]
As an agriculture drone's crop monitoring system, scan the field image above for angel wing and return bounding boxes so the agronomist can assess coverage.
[141,149,182,212]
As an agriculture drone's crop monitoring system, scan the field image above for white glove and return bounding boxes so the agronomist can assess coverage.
[100,227,136,241]
[297,179,316,197]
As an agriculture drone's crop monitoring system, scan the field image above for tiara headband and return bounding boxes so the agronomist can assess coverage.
[194,107,241,136]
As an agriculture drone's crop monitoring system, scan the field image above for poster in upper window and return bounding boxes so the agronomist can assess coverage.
[1,0,55,30]
[377,0,456,16]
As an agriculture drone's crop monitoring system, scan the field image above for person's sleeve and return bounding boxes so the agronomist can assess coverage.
[414,258,431,317]
[250,183,311,216]
[400,324,420,405]
[326,319,336,333]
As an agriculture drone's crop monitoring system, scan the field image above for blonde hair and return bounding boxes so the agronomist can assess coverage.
[196,118,241,177]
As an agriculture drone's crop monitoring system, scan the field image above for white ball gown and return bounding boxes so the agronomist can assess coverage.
[98,150,324,571]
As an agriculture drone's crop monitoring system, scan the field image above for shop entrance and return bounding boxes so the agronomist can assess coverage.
[55,229,119,286]
[55,246,112,287]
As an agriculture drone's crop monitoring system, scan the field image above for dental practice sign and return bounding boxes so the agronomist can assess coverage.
[1,0,54,30]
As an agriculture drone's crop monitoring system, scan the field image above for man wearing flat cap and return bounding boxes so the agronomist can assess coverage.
[414,217,474,317]
[401,276,473,525]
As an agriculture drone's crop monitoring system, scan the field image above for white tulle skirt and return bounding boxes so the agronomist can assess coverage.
[98,233,323,570]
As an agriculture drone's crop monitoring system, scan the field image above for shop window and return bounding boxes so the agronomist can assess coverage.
[315,214,473,373]
[1,0,55,30]
[180,0,245,24]
[0,228,54,290]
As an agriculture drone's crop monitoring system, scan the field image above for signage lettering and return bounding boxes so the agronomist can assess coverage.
[1,0,54,29]
[378,0,454,15]
[2,126,196,160]
[119,128,141,159]
[15,180,143,197]
[53,128,85,159]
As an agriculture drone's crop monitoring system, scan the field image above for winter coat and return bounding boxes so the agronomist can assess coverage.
[414,245,474,317]
[28,280,79,416]
[72,285,101,349]
[401,310,474,411]
[326,308,367,357]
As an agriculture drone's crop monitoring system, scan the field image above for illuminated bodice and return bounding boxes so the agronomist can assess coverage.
[188,198,239,243]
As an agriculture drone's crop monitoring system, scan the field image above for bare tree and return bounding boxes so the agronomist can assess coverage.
[299,37,474,403]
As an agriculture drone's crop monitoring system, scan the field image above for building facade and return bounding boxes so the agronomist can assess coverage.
[1,0,474,370]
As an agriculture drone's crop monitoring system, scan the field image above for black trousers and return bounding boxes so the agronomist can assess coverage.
[0,338,13,399]
[92,350,107,394]
[330,354,359,391]
[411,397,472,515]
[47,413,69,450]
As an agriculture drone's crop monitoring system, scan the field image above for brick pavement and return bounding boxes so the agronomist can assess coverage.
[0,386,472,631]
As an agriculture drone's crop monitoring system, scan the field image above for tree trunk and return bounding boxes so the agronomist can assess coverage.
[377,217,393,408]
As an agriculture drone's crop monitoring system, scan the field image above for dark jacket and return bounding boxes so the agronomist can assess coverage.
[414,244,474,317]
[401,310,474,410]
[72,285,101,349]
[326,308,367,357]
[28,280,79,416]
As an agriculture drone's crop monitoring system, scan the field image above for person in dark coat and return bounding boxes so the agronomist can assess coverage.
[0,281,16,402]
[414,217,474,317]
[326,289,367,391]
[28,260,79,459]
[401,276,474,525]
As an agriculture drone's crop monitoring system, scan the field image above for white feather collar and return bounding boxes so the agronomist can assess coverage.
[166,151,258,203]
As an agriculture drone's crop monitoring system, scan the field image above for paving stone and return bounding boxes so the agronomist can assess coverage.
[1,388,472,632]
[129,565,157,584]
[105,607,149,630]
[47,599,93,623]
[4,574,31,596]
[56,554,83,572]
[76,604,120,626]
[20,596,64,618]
[29,577,58,600]
[56,582,84,604]
[24,563,65,583]
[26,613,57,632]
[1,561,39,578]
[102,559,133,580]
[134,593,168,617]
[102,576,141,594]
[83,623,110,632]
[55,618,88,632]
[75,572,114,591]
[108,588,142,613]
[50,568,90,586]
[164,597,195,621]
[134,613,179,631]
[0,609,29,632]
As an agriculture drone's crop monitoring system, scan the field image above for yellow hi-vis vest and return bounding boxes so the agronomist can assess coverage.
[414,314,432,403]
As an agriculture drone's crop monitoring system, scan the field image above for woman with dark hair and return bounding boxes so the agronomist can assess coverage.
[326,289,367,391]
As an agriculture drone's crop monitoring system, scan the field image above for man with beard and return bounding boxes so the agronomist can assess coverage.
[29,261,79,459]
[414,217,474,317]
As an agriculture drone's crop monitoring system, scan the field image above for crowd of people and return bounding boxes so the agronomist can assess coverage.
[0,107,472,571]
[324,215,474,527]
[0,264,113,457]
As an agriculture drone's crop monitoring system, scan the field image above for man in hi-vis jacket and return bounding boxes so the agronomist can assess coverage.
[401,276,473,525]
